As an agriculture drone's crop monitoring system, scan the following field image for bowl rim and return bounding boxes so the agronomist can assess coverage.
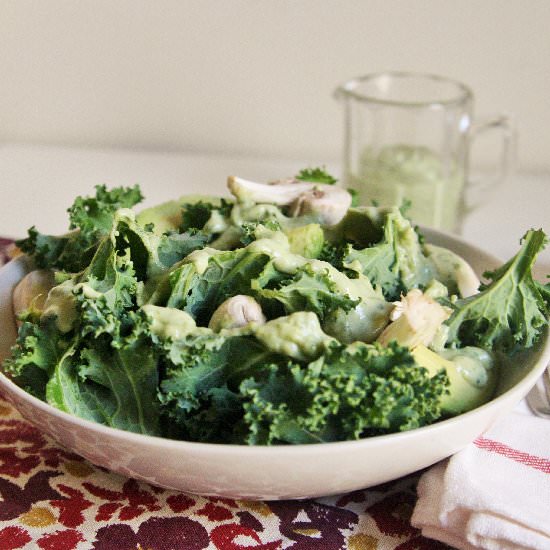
[1,228,548,456]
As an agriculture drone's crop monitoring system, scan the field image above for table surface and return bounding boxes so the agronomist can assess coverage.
[0,143,547,549]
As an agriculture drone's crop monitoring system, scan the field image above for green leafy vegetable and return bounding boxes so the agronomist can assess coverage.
[159,333,286,443]
[342,207,434,300]
[240,220,282,246]
[3,319,65,399]
[7,180,549,447]
[46,326,160,435]
[317,240,348,270]
[242,341,448,444]
[295,167,338,185]
[180,199,232,232]
[445,229,549,354]
[253,264,359,321]
[160,335,448,444]
[16,185,144,273]
[163,248,272,324]
[347,188,359,207]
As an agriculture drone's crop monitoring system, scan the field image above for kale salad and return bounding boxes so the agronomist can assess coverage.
[5,168,550,445]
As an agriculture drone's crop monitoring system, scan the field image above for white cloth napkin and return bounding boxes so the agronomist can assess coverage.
[411,411,550,550]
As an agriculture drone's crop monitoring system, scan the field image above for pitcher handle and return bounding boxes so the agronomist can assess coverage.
[465,113,516,213]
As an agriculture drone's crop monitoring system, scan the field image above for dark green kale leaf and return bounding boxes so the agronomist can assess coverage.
[180,199,233,232]
[347,188,359,207]
[535,278,550,310]
[156,232,210,269]
[240,220,282,246]
[446,229,550,354]
[252,264,359,321]
[159,332,448,445]
[295,166,338,185]
[317,240,349,270]
[68,184,143,235]
[159,334,286,442]
[44,317,160,435]
[241,341,448,444]
[3,319,68,399]
[342,207,434,300]
[17,185,144,273]
[162,248,272,324]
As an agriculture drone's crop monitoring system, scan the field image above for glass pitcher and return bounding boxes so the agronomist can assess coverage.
[335,72,513,232]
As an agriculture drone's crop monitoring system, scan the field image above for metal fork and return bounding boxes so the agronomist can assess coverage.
[526,366,550,418]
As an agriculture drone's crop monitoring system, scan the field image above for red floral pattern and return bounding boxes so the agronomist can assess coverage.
[0,394,450,550]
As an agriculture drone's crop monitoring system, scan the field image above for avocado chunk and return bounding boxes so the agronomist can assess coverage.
[412,345,497,416]
[285,224,324,259]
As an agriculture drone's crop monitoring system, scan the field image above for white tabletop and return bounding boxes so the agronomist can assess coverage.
[1,144,549,276]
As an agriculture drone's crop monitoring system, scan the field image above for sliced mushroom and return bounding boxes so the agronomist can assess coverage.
[208,295,266,332]
[288,186,352,226]
[227,176,352,226]
[12,269,56,323]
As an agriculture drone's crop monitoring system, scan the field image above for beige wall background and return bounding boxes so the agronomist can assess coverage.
[1,0,549,170]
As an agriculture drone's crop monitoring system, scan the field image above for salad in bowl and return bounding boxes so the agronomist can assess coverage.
[4,167,549,450]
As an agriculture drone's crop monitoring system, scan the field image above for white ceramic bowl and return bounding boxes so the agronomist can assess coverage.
[1,229,548,500]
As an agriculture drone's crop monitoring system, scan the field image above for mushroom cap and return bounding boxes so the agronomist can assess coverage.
[227,176,352,226]
[208,295,266,332]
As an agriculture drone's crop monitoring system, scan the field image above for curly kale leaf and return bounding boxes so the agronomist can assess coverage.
[68,184,143,234]
[74,208,207,308]
[242,341,448,444]
[7,209,200,435]
[162,248,272,324]
[240,220,282,246]
[159,334,448,444]
[43,320,160,435]
[45,220,162,434]
[535,278,550,310]
[317,241,349,270]
[295,166,337,185]
[159,334,286,442]
[342,207,434,300]
[3,319,68,399]
[156,232,210,271]
[6,310,161,435]
[446,229,550,354]
[253,264,359,321]
[180,199,233,232]
[17,185,144,273]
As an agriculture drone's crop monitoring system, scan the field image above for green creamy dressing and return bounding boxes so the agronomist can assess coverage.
[323,301,392,344]
[142,305,335,363]
[41,280,102,333]
[203,210,230,234]
[142,305,205,340]
[247,233,381,302]
[440,346,497,415]
[424,244,479,298]
[254,312,335,361]
[440,347,495,389]
[350,144,465,231]
[182,247,225,275]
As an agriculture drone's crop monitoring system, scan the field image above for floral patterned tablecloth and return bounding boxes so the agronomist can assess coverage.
[0,242,448,550]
